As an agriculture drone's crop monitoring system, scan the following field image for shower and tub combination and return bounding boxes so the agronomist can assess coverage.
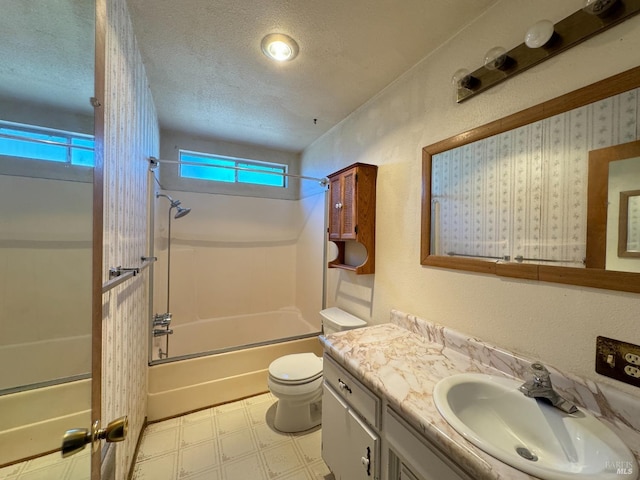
[153,192,190,359]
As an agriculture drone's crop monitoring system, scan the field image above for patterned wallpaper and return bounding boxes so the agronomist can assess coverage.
[630,196,640,251]
[431,88,639,266]
[103,0,159,477]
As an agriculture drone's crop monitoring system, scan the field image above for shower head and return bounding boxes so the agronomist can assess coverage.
[174,206,191,219]
[156,192,181,208]
[156,192,191,218]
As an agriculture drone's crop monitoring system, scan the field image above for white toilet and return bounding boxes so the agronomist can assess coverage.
[267,307,367,432]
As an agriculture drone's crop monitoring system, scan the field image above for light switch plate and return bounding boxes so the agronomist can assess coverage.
[596,336,640,388]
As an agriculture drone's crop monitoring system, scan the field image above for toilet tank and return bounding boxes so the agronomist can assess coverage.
[320,307,367,335]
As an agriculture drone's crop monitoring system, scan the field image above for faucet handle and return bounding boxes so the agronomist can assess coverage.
[530,363,551,384]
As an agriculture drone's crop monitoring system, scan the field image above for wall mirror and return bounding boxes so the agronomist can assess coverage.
[0,0,94,469]
[586,140,640,274]
[620,190,640,257]
[421,66,640,294]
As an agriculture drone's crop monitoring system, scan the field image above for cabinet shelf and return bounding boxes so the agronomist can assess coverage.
[327,163,377,274]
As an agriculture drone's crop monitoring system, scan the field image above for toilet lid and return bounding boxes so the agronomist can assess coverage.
[269,353,323,383]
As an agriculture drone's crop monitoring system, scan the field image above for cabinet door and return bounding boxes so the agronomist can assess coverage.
[340,169,357,240]
[322,383,378,480]
[329,175,343,240]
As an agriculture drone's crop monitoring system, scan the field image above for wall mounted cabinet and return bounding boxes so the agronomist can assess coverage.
[327,163,377,274]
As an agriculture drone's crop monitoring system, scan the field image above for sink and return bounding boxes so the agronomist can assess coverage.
[433,373,638,480]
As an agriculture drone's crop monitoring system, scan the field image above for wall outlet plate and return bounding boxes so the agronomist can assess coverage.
[596,336,640,388]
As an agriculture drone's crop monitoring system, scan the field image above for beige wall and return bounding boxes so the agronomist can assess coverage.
[302,0,640,396]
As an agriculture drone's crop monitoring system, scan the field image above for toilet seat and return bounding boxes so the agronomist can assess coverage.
[268,353,323,384]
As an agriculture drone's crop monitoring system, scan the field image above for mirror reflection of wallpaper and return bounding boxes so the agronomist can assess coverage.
[630,195,640,252]
[431,88,638,266]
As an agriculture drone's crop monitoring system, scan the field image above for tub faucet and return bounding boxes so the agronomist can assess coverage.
[519,363,578,414]
[153,328,173,337]
[153,313,172,327]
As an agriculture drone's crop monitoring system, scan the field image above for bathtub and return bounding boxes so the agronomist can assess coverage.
[147,336,323,421]
[0,334,91,392]
[153,308,320,360]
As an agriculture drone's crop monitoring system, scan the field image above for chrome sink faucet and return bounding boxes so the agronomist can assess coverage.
[519,363,578,414]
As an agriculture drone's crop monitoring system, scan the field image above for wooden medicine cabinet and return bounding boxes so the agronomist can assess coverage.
[327,163,377,274]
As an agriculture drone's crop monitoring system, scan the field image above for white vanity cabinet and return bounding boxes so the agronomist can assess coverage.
[322,354,380,480]
[385,407,471,480]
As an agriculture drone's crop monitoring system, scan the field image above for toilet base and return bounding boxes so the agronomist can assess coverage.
[274,399,322,433]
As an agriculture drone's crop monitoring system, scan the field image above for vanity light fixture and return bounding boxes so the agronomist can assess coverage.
[261,33,299,62]
[451,0,640,103]
[583,0,620,17]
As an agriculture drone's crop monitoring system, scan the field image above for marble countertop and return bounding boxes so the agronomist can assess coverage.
[319,310,640,480]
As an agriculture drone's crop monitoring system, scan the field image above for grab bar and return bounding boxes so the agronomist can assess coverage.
[513,255,585,264]
[446,251,510,261]
[102,257,155,293]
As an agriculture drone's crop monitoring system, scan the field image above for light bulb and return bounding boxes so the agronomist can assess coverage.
[261,33,299,62]
[583,0,619,16]
[484,46,508,71]
[524,20,555,48]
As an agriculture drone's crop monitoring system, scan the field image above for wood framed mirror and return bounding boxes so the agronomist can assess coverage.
[421,65,640,294]
[619,190,640,258]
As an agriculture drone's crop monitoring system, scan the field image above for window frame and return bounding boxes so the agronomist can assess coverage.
[179,149,288,188]
[0,120,95,167]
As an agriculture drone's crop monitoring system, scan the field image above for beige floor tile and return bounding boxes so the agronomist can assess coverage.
[181,467,221,480]
[215,410,250,435]
[252,423,290,449]
[136,427,179,461]
[306,460,334,480]
[219,429,257,462]
[220,453,268,480]
[180,418,215,448]
[131,452,178,480]
[261,443,304,478]
[177,441,219,478]
[277,468,313,480]
[293,429,323,463]
[181,408,214,424]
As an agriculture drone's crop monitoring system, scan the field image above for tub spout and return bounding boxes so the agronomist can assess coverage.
[153,328,173,337]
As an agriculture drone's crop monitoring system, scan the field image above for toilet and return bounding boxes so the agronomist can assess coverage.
[267,307,367,432]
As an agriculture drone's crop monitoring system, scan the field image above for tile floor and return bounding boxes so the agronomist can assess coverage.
[132,392,335,480]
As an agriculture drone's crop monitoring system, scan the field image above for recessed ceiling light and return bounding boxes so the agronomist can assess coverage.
[261,33,299,62]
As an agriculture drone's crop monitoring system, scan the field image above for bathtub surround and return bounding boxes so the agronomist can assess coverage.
[152,186,325,360]
[320,310,640,479]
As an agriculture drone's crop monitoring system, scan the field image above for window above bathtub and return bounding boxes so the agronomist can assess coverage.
[179,150,287,188]
[0,120,94,183]
[157,129,302,200]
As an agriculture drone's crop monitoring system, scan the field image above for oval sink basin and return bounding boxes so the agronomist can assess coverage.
[433,373,638,480]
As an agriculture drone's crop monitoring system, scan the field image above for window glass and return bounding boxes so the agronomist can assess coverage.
[0,121,94,166]
[180,150,286,187]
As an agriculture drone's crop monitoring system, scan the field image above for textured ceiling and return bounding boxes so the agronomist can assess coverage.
[127,0,499,152]
[0,1,500,153]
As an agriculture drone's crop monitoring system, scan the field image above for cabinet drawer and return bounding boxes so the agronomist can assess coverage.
[323,354,380,429]
[385,407,471,480]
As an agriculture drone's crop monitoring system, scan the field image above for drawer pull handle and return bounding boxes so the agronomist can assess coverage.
[338,379,352,394]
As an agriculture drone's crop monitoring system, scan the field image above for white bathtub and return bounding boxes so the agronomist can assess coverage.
[0,334,91,392]
[154,308,320,360]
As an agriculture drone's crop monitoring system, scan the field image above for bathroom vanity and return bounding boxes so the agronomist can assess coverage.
[320,310,640,480]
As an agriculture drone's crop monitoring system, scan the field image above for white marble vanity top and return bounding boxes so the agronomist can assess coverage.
[319,309,640,480]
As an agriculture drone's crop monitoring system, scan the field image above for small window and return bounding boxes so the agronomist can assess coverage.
[179,150,287,188]
[0,121,94,166]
